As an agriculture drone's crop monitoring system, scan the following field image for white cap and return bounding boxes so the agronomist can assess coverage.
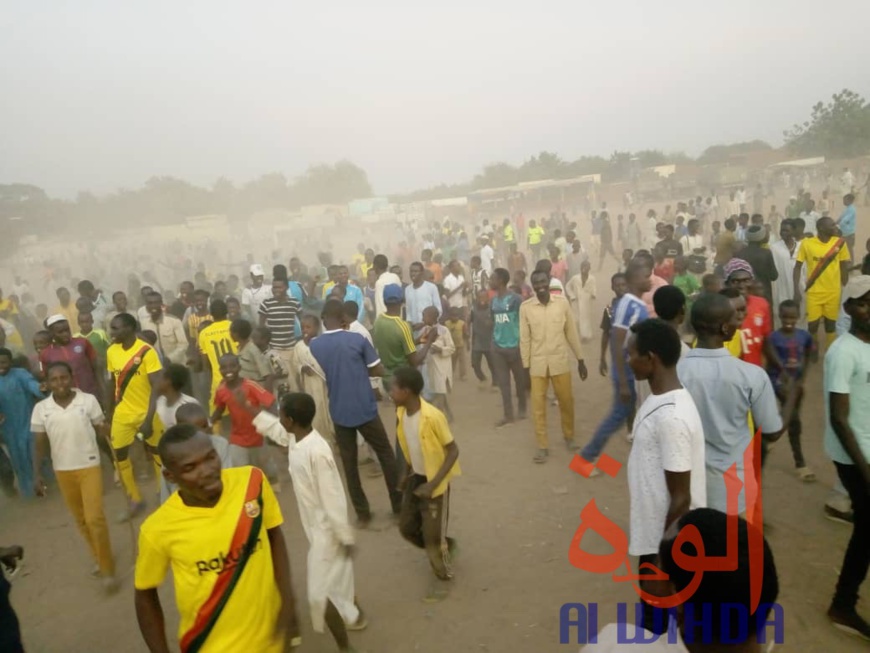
[45,314,68,328]
[250,264,264,276]
[843,275,870,302]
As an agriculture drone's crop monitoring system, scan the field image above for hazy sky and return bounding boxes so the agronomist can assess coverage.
[3,1,869,198]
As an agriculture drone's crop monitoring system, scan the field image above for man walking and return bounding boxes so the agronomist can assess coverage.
[259,278,302,392]
[372,284,431,390]
[520,269,588,463]
[579,260,650,466]
[310,300,402,526]
[678,293,790,514]
[824,276,870,638]
[106,313,162,519]
[489,268,527,427]
[794,216,850,357]
[625,318,706,634]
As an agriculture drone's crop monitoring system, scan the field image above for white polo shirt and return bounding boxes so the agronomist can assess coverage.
[31,390,104,471]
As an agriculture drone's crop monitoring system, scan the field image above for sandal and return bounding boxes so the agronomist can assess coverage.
[797,467,816,483]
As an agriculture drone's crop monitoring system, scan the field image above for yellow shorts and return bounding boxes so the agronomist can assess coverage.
[805,293,840,323]
[110,416,142,450]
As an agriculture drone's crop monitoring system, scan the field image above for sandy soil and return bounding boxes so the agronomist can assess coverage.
[2,339,868,653]
[4,190,869,653]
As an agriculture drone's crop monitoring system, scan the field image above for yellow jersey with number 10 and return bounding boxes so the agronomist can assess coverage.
[199,320,238,394]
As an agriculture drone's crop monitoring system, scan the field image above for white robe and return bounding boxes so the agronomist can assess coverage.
[770,239,806,329]
[565,273,597,341]
[252,413,359,632]
[425,324,455,394]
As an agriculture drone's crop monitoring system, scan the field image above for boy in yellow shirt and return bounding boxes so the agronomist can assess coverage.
[391,366,460,601]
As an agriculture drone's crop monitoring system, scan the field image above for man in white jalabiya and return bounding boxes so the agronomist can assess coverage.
[770,218,806,329]
[253,392,368,652]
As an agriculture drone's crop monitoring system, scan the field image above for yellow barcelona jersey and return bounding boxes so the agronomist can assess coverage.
[135,467,284,653]
[106,339,162,421]
[797,236,850,297]
[199,320,238,394]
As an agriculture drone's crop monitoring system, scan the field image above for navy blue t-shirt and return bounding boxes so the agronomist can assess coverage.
[309,330,380,427]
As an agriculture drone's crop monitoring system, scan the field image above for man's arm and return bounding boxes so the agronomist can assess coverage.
[139,371,162,438]
[841,261,850,287]
[368,361,385,377]
[612,327,632,403]
[414,441,459,500]
[257,352,276,393]
[792,261,804,302]
[169,320,189,364]
[200,352,212,395]
[134,588,170,653]
[563,305,584,362]
[519,304,531,369]
[599,324,609,377]
[32,430,49,495]
[766,251,778,282]
[266,526,300,646]
[664,470,691,531]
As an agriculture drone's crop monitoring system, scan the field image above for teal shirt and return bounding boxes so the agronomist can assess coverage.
[824,333,870,465]
[491,292,521,349]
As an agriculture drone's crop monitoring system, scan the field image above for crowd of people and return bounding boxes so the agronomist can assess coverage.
[1,179,869,651]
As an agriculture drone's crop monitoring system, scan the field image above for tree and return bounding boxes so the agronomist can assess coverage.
[291,161,372,205]
[518,151,565,181]
[697,140,773,164]
[785,89,870,157]
[634,149,669,168]
[471,162,518,189]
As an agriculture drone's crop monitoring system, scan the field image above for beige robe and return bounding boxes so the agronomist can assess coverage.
[565,273,597,342]
[295,340,335,442]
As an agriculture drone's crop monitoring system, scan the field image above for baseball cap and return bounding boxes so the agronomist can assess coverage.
[383,284,404,304]
[45,314,68,328]
[843,275,870,302]
[250,264,265,276]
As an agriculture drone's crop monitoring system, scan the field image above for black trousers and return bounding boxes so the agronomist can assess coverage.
[490,346,527,420]
[0,574,23,653]
[832,462,870,612]
[471,349,496,384]
[334,417,402,520]
[776,387,805,468]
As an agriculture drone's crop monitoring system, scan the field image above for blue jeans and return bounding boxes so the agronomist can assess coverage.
[580,377,636,462]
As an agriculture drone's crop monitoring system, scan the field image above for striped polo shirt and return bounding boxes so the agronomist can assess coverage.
[258,297,301,350]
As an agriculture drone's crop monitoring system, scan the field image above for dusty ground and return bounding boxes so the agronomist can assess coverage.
[5,193,869,653]
[3,338,868,652]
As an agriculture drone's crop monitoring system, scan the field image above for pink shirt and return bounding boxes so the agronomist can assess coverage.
[551,260,568,284]
[640,274,669,317]
[39,338,99,396]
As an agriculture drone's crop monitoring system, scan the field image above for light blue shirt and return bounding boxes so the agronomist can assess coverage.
[824,333,870,465]
[677,348,782,514]
[404,281,442,326]
[838,204,857,237]
[335,284,366,323]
